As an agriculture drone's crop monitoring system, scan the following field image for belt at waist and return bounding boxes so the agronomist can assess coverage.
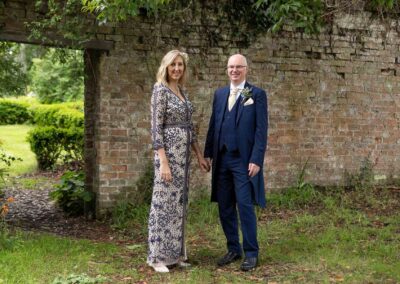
[163,122,191,128]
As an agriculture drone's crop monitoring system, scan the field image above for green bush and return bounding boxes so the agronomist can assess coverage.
[30,104,84,128]
[0,100,32,124]
[27,126,83,170]
[50,171,93,216]
[62,127,84,164]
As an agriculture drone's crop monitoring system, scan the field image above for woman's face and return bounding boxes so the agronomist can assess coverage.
[167,56,185,83]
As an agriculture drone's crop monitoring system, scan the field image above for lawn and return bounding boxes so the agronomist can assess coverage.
[0,124,37,176]
[1,186,399,283]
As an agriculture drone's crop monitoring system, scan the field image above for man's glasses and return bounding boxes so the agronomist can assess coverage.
[227,65,247,70]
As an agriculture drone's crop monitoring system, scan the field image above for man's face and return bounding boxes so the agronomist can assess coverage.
[227,55,247,85]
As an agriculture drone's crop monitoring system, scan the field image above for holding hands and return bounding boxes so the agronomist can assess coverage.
[197,156,210,172]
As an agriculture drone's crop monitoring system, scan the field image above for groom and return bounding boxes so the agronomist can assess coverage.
[204,54,268,271]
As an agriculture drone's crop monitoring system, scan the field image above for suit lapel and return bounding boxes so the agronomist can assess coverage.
[236,82,251,125]
[217,87,230,124]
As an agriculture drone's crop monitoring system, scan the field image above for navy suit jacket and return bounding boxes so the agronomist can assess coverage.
[204,82,268,208]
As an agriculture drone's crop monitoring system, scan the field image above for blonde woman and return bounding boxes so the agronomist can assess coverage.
[148,50,209,273]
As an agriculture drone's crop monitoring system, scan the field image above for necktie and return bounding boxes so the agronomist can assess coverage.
[228,88,240,111]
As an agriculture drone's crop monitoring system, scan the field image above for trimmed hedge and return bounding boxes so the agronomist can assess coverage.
[27,126,84,170]
[30,104,84,128]
[0,98,84,128]
[0,100,32,125]
[1,97,85,170]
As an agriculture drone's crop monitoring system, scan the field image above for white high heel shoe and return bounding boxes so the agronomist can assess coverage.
[178,261,191,267]
[151,263,169,273]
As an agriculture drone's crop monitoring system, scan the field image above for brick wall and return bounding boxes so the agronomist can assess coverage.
[1,1,400,215]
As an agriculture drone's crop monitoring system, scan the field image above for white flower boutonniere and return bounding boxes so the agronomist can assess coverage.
[240,87,253,104]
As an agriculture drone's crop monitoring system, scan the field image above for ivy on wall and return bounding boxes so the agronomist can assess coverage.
[26,0,400,51]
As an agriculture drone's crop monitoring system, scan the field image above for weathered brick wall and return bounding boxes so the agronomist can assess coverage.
[1,1,400,215]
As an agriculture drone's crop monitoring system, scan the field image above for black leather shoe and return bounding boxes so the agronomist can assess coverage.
[240,257,258,271]
[217,251,241,266]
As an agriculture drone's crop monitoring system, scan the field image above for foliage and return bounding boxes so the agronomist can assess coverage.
[0,195,19,251]
[0,100,32,125]
[268,160,320,209]
[0,43,83,104]
[0,42,29,97]
[82,0,171,22]
[111,160,153,232]
[29,49,84,104]
[52,273,107,284]
[0,125,37,176]
[31,104,84,128]
[256,0,324,34]
[50,171,93,216]
[344,157,375,191]
[22,100,84,170]
[0,196,14,220]
[0,149,23,169]
[0,148,23,185]
[111,201,150,234]
[28,0,90,45]
[27,126,84,170]
[26,0,400,56]
[134,160,154,205]
[367,0,398,14]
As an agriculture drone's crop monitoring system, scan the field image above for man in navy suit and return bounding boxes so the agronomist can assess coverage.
[204,54,268,271]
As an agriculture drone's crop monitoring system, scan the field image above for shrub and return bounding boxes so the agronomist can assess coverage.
[27,126,64,170]
[27,126,83,170]
[62,127,84,165]
[0,100,32,124]
[30,104,84,128]
[50,171,93,216]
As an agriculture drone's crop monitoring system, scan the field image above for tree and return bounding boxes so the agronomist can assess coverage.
[29,49,84,104]
[0,43,28,97]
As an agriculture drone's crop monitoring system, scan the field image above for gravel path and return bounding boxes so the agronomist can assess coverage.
[2,176,116,241]
[4,187,64,230]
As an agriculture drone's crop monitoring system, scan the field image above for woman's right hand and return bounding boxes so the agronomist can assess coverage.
[160,161,172,182]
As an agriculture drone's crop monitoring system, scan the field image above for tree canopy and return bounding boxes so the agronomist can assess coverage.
[0,43,28,97]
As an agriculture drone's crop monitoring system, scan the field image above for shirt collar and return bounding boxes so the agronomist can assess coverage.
[230,81,246,91]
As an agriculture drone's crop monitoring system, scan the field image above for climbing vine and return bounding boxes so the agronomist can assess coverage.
[26,0,400,50]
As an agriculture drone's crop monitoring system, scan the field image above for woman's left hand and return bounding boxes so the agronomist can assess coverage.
[198,157,210,172]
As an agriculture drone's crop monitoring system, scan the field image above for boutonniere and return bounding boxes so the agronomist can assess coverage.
[240,87,253,103]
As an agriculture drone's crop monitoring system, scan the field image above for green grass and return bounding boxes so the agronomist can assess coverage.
[0,125,37,176]
[1,186,400,283]
[0,232,133,284]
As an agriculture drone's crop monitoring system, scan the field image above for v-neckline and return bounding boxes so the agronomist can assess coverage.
[166,85,186,103]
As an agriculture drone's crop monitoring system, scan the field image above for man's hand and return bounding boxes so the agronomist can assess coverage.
[248,163,260,177]
[205,158,212,172]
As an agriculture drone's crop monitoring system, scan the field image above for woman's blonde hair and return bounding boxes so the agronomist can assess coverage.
[156,50,189,86]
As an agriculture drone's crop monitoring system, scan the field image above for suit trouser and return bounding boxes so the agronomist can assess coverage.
[216,148,259,258]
